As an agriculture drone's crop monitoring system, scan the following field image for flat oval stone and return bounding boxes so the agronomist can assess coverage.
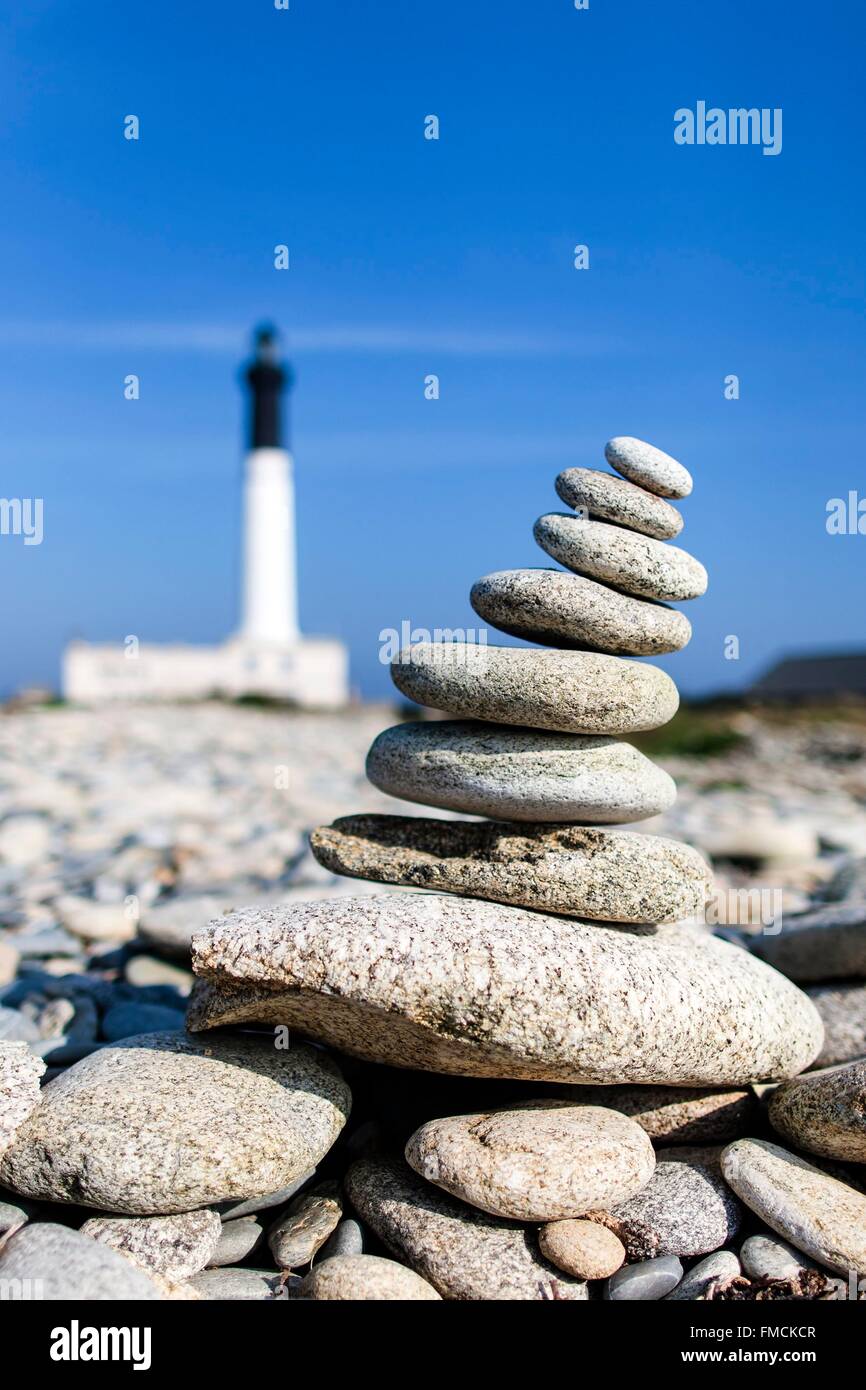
[606,1253,684,1300]
[534,514,707,602]
[187,893,824,1086]
[471,568,692,655]
[318,1217,364,1262]
[808,984,866,1067]
[345,1157,588,1300]
[0,1222,165,1300]
[311,816,711,924]
[0,1031,350,1214]
[391,643,679,734]
[754,904,866,981]
[539,1218,625,1279]
[297,1253,441,1301]
[769,1061,866,1163]
[589,1147,743,1259]
[721,1138,866,1276]
[550,1083,756,1145]
[79,1209,222,1281]
[555,467,684,539]
[365,720,676,823]
[605,436,693,498]
[405,1102,655,1221]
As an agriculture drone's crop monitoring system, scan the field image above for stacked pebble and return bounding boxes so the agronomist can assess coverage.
[311,435,712,929]
[5,439,865,1302]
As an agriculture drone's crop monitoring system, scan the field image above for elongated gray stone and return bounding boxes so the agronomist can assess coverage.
[721,1138,866,1277]
[365,720,676,823]
[310,816,711,924]
[769,1061,866,1163]
[534,513,707,602]
[740,1233,812,1281]
[345,1157,588,1300]
[470,568,692,655]
[606,1254,683,1300]
[187,893,823,1086]
[555,467,684,539]
[0,1031,350,1214]
[605,436,693,498]
[754,904,866,982]
[405,1102,655,1220]
[390,643,679,734]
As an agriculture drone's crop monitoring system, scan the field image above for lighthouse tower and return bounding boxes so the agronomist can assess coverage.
[239,326,299,644]
[62,325,349,707]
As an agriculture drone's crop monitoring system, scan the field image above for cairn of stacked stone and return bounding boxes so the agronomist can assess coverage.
[8,439,866,1302]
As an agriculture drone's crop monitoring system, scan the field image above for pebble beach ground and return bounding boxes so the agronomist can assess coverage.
[1,696,865,1300]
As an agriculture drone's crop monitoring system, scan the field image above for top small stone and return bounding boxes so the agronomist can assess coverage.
[605,437,693,500]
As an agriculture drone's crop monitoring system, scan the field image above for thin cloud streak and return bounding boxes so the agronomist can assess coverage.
[0,319,624,358]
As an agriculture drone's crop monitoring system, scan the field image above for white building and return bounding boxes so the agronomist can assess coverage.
[63,327,348,708]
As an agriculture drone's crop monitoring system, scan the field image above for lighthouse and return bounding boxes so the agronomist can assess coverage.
[62,325,349,707]
[239,325,299,644]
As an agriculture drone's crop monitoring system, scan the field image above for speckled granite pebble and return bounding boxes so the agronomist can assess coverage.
[390,643,679,734]
[740,1233,813,1281]
[405,1102,655,1221]
[470,568,692,655]
[534,514,707,603]
[187,894,823,1086]
[538,1219,625,1279]
[808,983,866,1068]
[606,1253,684,1300]
[769,1061,866,1162]
[365,720,676,823]
[297,1253,441,1301]
[79,1209,222,1281]
[555,467,684,539]
[605,436,693,498]
[268,1181,342,1268]
[0,1041,45,1160]
[721,1138,866,1276]
[754,905,866,982]
[665,1249,741,1300]
[345,1156,588,1300]
[0,1031,349,1214]
[589,1147,743,1259]
[0,1222,165,1300]
[311,816,711,924]
[550,1083,755,1146]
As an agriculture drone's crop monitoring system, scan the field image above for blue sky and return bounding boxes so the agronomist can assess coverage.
[0,0,863,699]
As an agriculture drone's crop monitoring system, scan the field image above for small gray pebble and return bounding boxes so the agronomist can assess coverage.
[317,1218,364,1262]
[208,1217,263,1267]
[189,1267,291,1300]
[606,1254,684,1300]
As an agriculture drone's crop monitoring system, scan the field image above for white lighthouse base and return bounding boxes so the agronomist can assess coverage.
[62,636,349,709]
